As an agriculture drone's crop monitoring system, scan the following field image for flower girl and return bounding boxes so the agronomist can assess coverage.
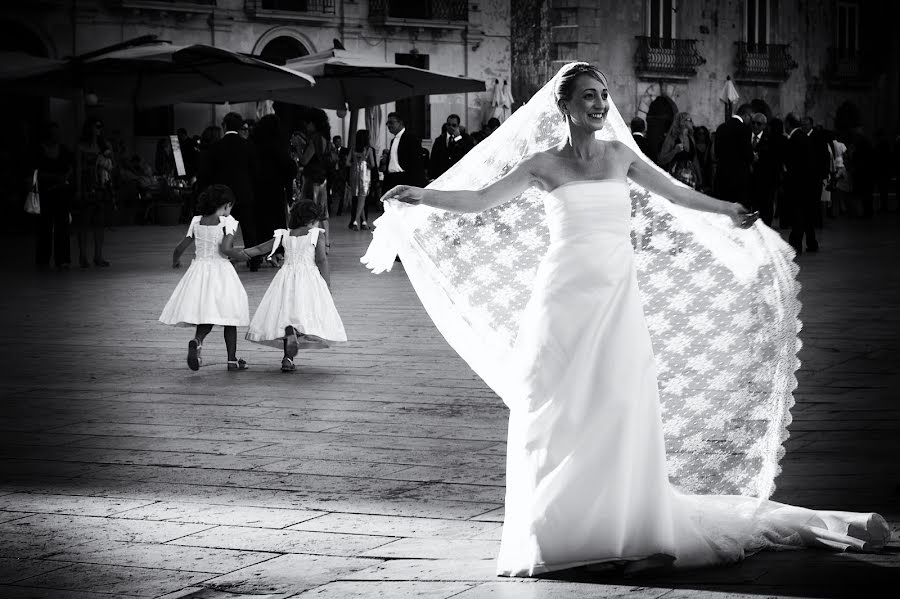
[159,184,251,371]
[243,200,347,371]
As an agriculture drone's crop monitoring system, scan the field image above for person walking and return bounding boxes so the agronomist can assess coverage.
[243,200,347,372]
[160,184,251,371]
[197,112,259,269]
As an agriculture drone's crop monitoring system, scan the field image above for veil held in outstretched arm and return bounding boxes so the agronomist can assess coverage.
[362,64,801,500]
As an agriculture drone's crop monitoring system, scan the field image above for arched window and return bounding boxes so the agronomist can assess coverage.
[260,36,310,66]
[646,95,677,164]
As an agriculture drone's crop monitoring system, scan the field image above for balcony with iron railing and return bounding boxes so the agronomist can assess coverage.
[826,47,872,87]
[369,0,468,29]
[634,37,706,80]
[112,0,217,12]
[734,42,797,83]
[244,0,336,22]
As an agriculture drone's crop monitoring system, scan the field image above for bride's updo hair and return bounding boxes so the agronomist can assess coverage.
[554,62,608,116]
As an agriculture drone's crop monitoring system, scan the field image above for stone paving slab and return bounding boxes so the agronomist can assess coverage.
[0,214,898,598]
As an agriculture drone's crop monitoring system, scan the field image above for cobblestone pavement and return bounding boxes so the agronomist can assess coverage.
[0,212,898,598]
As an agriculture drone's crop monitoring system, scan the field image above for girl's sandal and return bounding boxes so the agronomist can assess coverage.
[281,357,296,372]
[284,329,299,359]
[227,359,249,371]
[187,339,202,371]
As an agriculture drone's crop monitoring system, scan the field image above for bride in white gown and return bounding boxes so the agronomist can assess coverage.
[362,63,890,577]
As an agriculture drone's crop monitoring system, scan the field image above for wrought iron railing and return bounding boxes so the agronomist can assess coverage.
[246,0,335,14]
[734,42,797,81]
[369,0,468,22]
[634,36,706,78]
[113,0,217,7]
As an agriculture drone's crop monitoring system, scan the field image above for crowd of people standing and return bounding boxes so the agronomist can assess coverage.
[631,104,898,255]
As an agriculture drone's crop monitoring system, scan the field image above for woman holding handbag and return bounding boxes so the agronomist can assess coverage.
[658,112,702,190]
[32,122,73,270]
[347,129,377,230]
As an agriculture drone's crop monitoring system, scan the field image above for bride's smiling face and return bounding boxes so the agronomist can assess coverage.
[560,74,610,132]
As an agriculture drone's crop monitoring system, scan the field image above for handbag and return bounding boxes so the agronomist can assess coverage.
[668,159,697,189]
[24,170,40,215]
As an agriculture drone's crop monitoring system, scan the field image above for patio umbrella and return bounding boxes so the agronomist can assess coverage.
[0,52,62,80]
[220,48,485,110]
[1,37,315,107]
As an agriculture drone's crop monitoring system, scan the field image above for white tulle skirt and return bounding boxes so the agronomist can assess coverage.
[245,263,347,348]
[159,258,249,327]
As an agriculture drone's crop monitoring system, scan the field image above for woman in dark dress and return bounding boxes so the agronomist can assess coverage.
[251,114,298,252]
[658,112,701,189]
[33,122,73,270]
[693,125,715,194]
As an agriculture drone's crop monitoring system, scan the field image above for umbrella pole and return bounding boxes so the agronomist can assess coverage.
[348,108,360,141]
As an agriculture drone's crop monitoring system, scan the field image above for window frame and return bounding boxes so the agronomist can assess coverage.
[646,0,677,40]
[745,0,771,46]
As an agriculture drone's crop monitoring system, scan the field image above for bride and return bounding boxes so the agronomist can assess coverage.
[363,62,889,577]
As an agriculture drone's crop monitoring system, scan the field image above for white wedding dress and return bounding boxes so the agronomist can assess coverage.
[495,179,888,576]
[361,64,890,577]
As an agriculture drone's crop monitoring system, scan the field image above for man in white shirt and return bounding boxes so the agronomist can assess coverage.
[383,112,424,189]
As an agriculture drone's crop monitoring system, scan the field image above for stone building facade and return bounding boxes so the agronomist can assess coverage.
[2,0,511,154]
[512,0,900,160]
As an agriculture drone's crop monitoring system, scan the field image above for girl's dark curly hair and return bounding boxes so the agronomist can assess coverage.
[196,184,237,216]
[288,199,326,229]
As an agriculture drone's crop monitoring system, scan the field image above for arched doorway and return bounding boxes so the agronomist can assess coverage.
[0,19,50,231]
[259,35,309,66]
[646,95,677,164]
[259,35,314,135]
[750,98,772,120]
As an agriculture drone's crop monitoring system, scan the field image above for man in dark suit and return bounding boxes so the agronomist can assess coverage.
[197,111,260,268]
[748,112,780,226]
[429,113,475,181]
[714,103,754,209]
[383,112,425,190]
[783,113,818,254]
[630,116,650,157]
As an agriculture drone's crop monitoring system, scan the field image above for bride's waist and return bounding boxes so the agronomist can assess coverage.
[547,227,631,246]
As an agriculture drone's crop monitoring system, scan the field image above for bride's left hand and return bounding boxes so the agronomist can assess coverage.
[380,185,424,205]
[727,203,759,229]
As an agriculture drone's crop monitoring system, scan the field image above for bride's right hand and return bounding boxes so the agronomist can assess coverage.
[381,185,424,205]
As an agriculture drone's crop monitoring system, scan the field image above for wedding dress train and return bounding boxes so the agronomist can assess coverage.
[361,64,890,578]
[495,180,888,576]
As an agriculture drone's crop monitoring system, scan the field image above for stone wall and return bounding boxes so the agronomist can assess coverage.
[510,0,898,141]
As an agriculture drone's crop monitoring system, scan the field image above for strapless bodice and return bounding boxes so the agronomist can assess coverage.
[544,180,631,246]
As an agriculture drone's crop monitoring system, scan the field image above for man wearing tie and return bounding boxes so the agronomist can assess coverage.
[383,112,425,191]
[783,113,818,254]
[748,112,780,227]
[429,114,475,181]
[713,103,754,209]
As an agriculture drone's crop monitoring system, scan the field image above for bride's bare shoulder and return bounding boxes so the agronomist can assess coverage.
[516,150,565,188]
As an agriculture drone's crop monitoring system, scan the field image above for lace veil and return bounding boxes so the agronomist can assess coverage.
[362,64,801,500]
